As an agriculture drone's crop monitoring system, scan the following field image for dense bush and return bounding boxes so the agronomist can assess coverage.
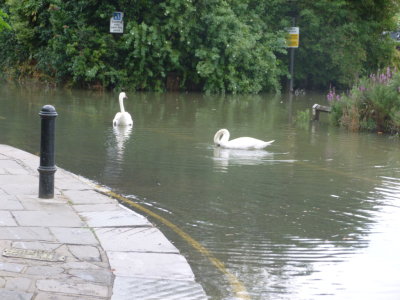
[295,0,399,89]
[329,67,400,133]
[0,0,399,93]
[0,0,289,93]
[0,9,10,31]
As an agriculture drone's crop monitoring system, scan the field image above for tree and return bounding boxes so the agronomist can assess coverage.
[295,0,399,89]
[0,9,11,32]
[1,0,399,93]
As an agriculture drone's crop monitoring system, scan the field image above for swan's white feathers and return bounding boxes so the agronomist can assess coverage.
[113,92,133,126]
[214,128,274,150]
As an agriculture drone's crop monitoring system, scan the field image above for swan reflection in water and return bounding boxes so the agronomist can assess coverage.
[104,125,133,178]
[213,147,274,172]
[113,125,133,159]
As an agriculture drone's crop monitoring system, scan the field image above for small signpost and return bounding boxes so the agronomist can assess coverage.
[110,12,124,34]
[287,27,299,48]
[287,26,299,92]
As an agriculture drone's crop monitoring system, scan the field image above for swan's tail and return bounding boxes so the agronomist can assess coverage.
[264,140,275,146]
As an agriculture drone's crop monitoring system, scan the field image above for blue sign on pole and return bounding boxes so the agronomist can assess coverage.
[113,12,123,21]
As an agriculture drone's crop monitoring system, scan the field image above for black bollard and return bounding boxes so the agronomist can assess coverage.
[38,105,58,199]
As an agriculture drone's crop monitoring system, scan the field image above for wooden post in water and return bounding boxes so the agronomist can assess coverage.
[312,104,331,121]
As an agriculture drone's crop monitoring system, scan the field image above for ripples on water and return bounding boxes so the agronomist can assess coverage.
[1,86,400,299]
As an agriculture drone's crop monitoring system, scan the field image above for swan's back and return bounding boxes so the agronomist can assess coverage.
[113,112,121,126]
[222,137,274,150]
[113,112,133,126]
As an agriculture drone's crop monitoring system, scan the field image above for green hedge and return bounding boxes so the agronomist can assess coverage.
[1,0,399,93]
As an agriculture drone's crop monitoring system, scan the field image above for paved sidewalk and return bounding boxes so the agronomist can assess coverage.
[0,144,207,300]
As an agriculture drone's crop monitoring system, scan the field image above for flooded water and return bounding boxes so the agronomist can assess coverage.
[1,82,400,299]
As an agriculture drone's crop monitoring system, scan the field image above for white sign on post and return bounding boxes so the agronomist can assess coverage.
[110,12,124,33]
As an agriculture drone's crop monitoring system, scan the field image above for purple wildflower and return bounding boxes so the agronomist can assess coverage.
[327,86,340,102]
[386,66,392,79]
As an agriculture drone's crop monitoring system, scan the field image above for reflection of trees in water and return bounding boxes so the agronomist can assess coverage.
[116,92,396,299]
[200,127,395,298]
[130,92,283,133]
[2,85,398,299]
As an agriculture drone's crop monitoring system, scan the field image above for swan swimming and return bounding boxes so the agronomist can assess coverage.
[113,92,133,126]
[214,129,274,150]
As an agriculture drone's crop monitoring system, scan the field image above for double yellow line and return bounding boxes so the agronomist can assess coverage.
[100,189,251,300]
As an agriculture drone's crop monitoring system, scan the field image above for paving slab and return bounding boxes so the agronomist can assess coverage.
[0,289,33,300]
[36,279,109,297]
[79,209,151,227]
[62,190,115,205]
[25,266,64,276]
[0,211,18,226]
[49,227,98,245]
[0,195,24,210]
[0,227,55,241]
[0,159,31,175]
[72,203,122,212]
[0,182,37,196]
[67,245,101,262]
[108,251,195,280]
[16,195,70,211]
[35,292,104,300]
[94,227,179,253]
[0,262,26,273]
[12,241,61,251]
[0,145,207,299]
[112,277,207,300]
[60,261,103,270]
[4,277,32,291]
[54,175,92,191]
[12,211,85,227]
[68,269,113,285]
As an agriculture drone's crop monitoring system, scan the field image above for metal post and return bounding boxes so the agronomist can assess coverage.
[38,105,58,199]
[289,47,295,92]
[289,17,296,93]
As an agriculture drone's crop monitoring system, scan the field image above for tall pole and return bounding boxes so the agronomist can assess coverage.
[38,105,58,199]
[289,47,295,92]
[289,17,296,93]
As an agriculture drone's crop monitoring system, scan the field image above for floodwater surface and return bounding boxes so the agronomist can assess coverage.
[1,83,400,299]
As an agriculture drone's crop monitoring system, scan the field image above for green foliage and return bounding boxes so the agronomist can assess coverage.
[0,0,399,93]
[296,0,399,89]
[0,0,288,92]
[0,9,11,31]
[330,68,400,133]
[193,1,286,93]
[294,109,310,129]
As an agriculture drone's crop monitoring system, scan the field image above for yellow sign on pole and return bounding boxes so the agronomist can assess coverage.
[287,27,299,48]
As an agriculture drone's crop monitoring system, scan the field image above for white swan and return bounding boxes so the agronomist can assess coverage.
[214,128,274,150]
[113,92,133,126]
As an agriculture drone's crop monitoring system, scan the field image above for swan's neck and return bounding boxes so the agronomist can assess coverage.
[214,129,230,145]
[119,96,126,113]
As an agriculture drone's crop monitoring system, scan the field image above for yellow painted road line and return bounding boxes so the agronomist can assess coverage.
[99,189,251,300]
